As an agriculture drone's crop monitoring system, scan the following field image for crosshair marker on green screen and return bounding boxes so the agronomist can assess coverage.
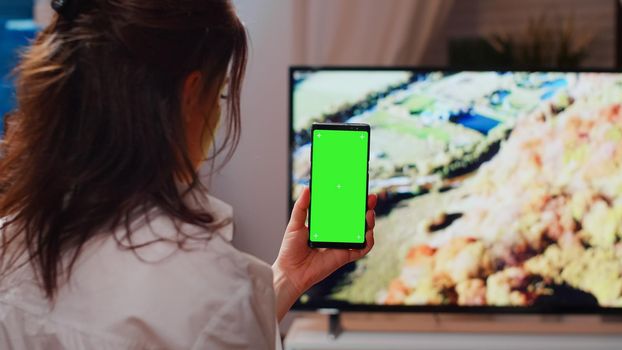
[310,128,369,244]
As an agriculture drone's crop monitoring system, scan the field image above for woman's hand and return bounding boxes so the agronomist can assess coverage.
[272,187,377,321]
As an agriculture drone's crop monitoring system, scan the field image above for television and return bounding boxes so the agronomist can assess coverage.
[289,67,622,314]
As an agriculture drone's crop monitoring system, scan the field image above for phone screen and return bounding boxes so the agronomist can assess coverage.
[309,126,369,247]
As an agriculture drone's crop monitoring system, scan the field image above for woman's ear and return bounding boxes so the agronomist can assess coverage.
[182,71,203,122]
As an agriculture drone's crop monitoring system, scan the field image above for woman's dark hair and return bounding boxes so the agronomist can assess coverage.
[0,0,247,299]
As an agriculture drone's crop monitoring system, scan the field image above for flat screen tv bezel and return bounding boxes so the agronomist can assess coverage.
[288,65,622,315]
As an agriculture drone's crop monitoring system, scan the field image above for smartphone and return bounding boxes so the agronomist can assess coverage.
[308,122,370,249]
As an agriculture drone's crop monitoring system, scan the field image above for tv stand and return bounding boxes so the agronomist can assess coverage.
[602,315,622,323]
[318,309,343,339]
[284,313,622,350]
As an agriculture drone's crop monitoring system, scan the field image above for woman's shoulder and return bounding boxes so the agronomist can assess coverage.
[82,192,273,296]
[176,189,274,289]
[135,191,273,288]
[0,199,276,349]
[41,194,275,348]
[0,191,277,349]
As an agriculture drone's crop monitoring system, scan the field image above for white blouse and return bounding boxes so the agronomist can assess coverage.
[0,190,280,349]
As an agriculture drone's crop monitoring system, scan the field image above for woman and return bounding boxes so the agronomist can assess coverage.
[0,0,376,349]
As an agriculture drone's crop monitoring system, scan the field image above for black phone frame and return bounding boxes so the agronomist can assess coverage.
[307,122,370,250]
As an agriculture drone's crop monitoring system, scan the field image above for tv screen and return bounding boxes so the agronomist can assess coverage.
[289,67,622,313]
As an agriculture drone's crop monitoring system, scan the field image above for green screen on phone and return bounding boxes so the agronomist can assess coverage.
[309,128,369,244]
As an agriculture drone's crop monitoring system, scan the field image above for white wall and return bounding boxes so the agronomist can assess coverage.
[208,0,294,264]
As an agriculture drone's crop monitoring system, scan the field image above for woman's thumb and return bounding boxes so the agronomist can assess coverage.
[286,187,310,231]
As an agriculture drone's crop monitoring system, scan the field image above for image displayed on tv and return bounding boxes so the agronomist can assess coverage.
[290,68,622,310]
